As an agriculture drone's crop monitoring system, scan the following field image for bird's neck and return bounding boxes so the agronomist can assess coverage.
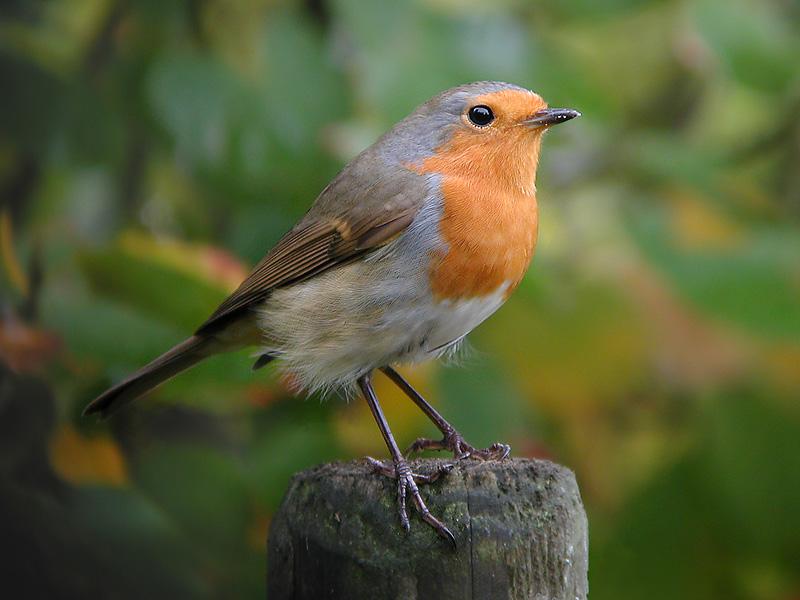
[414,129,542,197]
[411,130,542,301]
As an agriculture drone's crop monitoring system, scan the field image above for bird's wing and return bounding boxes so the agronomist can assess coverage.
[196,167,427,334]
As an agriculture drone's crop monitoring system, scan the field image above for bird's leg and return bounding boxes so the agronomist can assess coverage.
[380,366,511,461]
[357,373,455,546]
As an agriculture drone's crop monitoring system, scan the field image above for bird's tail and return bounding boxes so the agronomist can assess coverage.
[83,335,215,418]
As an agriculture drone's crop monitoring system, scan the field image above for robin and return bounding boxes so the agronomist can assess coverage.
[84,81,579,544]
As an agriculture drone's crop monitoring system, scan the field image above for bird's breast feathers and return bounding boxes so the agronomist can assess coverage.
[426,177,538,301]
[407,113,542,303]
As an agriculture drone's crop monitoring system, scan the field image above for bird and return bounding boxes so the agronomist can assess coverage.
[84,81,580,544]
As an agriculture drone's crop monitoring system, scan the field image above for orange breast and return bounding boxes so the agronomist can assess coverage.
[413,127,541,301]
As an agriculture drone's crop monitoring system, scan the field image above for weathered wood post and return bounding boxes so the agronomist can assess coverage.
[267,458,588,599]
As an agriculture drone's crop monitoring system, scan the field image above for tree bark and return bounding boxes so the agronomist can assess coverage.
[267,458,588,599]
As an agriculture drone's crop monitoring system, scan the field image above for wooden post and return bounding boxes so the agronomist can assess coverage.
[267,458,588,599]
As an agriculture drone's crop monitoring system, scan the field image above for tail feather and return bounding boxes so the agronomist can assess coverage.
[83,335,213,418]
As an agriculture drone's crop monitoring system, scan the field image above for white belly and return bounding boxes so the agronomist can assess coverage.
[416,282,511,353]
[256,259,510,394]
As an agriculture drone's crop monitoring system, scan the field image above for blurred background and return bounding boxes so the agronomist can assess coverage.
[1,0,799,597]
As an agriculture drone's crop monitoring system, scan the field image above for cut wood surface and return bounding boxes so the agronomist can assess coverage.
[268,458,588,599]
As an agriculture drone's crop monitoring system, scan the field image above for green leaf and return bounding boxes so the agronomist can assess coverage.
[42,290,184,369]
[701,391,800,559]
[437,356,531,450]
[693,0,799,93]
[248,404,340,510]
[628,205,800,340]
[147,52,240,165]
[78,244,229,332]
[134,443,252,559]
[73,486,209,598]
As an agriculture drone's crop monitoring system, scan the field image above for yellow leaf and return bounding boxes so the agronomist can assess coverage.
[1,209,29,296]
[669,189,743,250]
[49,426,128,487]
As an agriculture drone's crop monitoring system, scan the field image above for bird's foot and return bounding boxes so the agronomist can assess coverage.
[406,430,511,461]
[364,456,455,546]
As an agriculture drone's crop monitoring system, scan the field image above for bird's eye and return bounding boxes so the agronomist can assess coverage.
[468,105,494,127]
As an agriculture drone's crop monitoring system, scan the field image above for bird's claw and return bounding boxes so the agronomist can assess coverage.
[405,431,511,461]
[364,457,456,547]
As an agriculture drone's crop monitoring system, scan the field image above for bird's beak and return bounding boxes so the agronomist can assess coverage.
[525,108,581,128]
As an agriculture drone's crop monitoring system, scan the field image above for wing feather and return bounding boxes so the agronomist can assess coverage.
[196,151,430,334]
[196,208,418,334]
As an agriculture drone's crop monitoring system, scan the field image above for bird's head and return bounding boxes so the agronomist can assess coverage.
[389,82,580,195]
[440,81,579,136]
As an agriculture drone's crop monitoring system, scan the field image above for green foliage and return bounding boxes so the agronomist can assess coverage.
[629,205,800,339]
[1,0,799,598]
